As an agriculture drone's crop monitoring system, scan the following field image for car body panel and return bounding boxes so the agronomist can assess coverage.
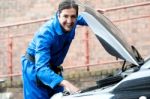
[80,9,139,66]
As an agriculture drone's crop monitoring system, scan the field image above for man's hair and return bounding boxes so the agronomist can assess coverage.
[58,0,78,16]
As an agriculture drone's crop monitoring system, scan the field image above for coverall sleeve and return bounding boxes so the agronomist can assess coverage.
[35,27,63,89]
[77,15,88,26]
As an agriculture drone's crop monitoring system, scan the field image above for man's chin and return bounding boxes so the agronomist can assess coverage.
[64,28,72,33]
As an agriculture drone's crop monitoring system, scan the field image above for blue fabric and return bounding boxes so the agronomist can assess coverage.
[21,12,87,99]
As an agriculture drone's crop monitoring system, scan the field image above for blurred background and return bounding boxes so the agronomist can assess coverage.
[0,0,150,98]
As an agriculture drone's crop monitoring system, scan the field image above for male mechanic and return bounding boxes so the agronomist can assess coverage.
[21,0,88,99]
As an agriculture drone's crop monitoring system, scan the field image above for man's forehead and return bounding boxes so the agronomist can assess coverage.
[60,8,77,15]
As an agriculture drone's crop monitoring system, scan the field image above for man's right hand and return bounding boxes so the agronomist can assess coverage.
[59,80,81,94]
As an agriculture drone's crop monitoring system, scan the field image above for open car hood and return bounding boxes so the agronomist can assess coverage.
[78,4,141,66]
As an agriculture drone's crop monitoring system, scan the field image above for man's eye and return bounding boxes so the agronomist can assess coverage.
[64,15,68,18]
[71,15,76,19]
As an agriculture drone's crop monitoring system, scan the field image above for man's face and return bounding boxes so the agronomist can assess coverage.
[58,8,77,32]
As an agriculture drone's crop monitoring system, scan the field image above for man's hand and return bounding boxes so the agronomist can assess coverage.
[60,80,80,94]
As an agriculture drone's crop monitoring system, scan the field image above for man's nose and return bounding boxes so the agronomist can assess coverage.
[67,17,73,23]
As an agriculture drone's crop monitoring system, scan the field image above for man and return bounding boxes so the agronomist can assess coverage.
[21,0,88,99]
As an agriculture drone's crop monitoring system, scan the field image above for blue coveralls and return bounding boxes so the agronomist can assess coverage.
[21,12,87,99]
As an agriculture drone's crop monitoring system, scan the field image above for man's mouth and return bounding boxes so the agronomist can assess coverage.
[66,24,73,28]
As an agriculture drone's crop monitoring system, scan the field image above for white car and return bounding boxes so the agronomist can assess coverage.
[52,1,150,99]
